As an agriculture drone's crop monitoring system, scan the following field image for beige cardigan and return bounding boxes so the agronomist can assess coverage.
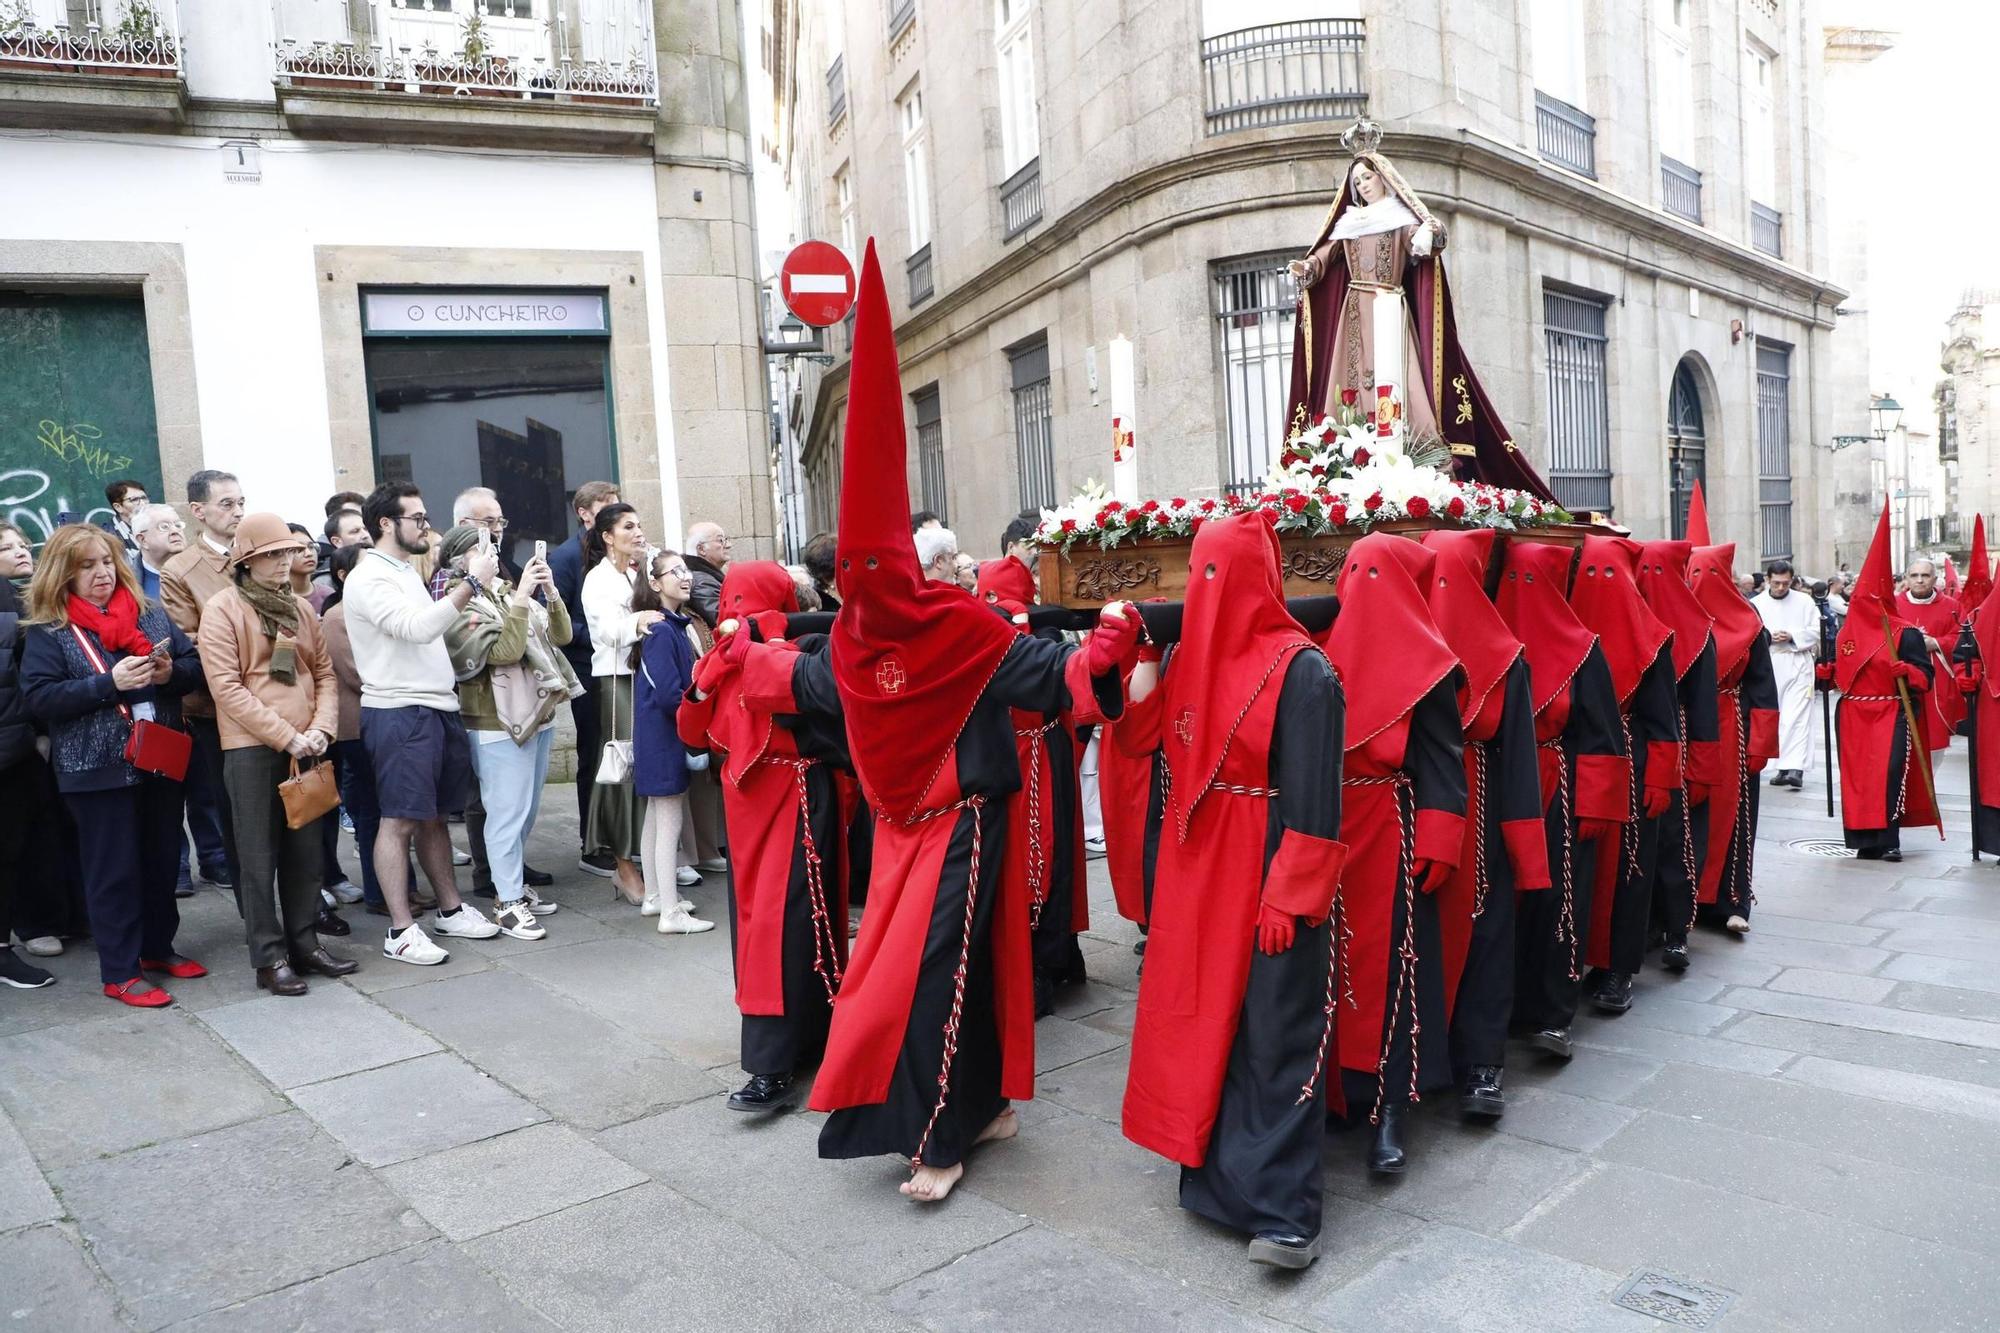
[196,585,339,752]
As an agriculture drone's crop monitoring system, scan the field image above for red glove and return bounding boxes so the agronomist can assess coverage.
[1255,901,1296,956]
[1686,782,1711,807]
[1748,754,1770,774]
[1960,664,1983,695]
[1891,660,1927,691]
[691,649,736,698]
[1085,604,1141,677]
[1411,858,1452,895]
[1642,786,1673,819]
[1578,818,1620,844]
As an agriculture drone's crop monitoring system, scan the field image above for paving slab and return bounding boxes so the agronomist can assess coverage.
[51,1111,430,1328]
[1720,1013,2000,1091]
[169,1238,559,1332]
[1864,907,2000,938]
[1766,967,1898,1004]
[1288,1222,1655,1332]
[0,1108,61,1232]
[596,1099,1028,1293]
[501,938,745,1068]
[884,1224,1289,1332]
[1887,976,2000,1023]
[1035,1045,1131,1125]
[1782,1054,2000,1127]
[1602,993,1738,1036]
[1323,1112,1591,1237]
[462,1183,918,1332]
[375,968,723,1130]
[288,1052,545,1167]
[1878,930,2000,965]
[1740,913,1890,946]
[1503,1046,1666,1104]
[380,1122,644,1241]
[1569,1017,1794,1076]
[194,982,440,1089]
[0,1011,282,1168]
[1492,1087,1639,1155]
[1034,1012,1125,1075]
[0,1224,129,1332]
[1512,1160,2000,1331]
[339,949,499,995]
[1716,985,2000,1051]
[1879,951,2000,997]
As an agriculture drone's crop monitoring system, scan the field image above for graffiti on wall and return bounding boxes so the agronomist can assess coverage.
[2,468,113,545]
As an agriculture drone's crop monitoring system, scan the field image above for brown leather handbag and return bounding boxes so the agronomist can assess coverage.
[279,756,341,830]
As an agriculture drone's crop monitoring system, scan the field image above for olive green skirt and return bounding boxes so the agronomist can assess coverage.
[586,673,644,859]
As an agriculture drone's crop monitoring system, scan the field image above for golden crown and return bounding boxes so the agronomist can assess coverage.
[1340,118,1384,157]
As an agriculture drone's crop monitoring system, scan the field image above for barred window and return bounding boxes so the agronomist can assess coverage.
[1008,338,1056,511]
[1212,254,1296,494]
[1544,289,1613,515]
[1667,358,1705,540]
[912,383,946,520]
[1756,341,1793,562]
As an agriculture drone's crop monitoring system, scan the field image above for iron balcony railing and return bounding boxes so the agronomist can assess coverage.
[999,156,1043,241]
[271,0,656,106]
[886,0,913,47]
[907,243,933,306]
[0,0,183,76]
[1661,155,1702,223]
[1201,19,1365,135]
[1535,90,1596,179]
[1751,201,1782,258]
[825,54,845,127]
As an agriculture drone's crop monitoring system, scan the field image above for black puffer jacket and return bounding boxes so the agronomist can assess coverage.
[0,580,35,771]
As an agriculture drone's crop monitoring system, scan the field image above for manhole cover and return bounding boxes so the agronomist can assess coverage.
[1614,1269,1737,1328]
[1786,839,1851,859]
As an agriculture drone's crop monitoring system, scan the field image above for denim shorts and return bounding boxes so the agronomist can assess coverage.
[360,705,472,822]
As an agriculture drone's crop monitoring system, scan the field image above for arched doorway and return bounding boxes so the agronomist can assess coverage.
[1667,358,1706,540]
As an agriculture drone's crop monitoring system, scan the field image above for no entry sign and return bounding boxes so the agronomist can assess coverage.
[779,241,857,327]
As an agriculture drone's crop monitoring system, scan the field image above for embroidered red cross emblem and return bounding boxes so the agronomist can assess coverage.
[876,658,907,695]
[1840,641,1855,656]
[1174,706,1196,747]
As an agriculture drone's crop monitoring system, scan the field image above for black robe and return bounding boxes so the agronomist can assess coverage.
[1594,646,1683,976]
[1843,627,1934,855]
[1650,641,1720,950]
[1700,632,1780,923]
[1179,651,1343,1241]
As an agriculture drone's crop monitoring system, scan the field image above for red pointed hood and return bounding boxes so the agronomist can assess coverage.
[1494,539,1598,713]
[830,241,1017,824]
[1837,501,1911,693]
[1684,481,1711,546]
[1636,540,1714,680]
[719,560,800,641]
[1965,515,1993,614]
[1944,556,1961,598]
[1569,535,1673,705]
[974,556,1037,611]
[1160,512,1317,842]
[1417,529,1521,728]
[1689,543,1761,680]
[1327,532,1458,748]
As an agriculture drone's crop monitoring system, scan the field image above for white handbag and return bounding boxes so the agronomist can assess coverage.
[597,671,635,784]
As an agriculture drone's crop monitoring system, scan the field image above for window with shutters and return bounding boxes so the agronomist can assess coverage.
[1543,289,1613,515]
[1008,337,1056,512]
[1212,254,1297,494]
[1756,341,1792,562]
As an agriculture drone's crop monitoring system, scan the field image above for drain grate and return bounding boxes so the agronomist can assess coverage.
[1613,1269,1737,1328]
[1786,838,1852,859]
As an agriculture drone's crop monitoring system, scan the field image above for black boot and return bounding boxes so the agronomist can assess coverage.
[1461,1065,1505,1119]
[1660,944,1690,972]
[1368,1104,1408,1174]
[1247,1231,1321,1269]
[727,1073,795,1115]
[1591,971,1634,1014]
[1530,1027,1573,1060]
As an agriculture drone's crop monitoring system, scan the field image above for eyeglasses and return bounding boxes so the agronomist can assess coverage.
[396,513,430,529]
[472,517,508,533]
[144,519,185,532]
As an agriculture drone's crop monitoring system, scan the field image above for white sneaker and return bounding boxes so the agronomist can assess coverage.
[696,858,728,872]
[522,886,560,916]
[20,935,63,958]
[494,902,547,941]
[639,894,663,918]
[383,923,449,966]
[431,903,501,939]
[658,910,715,935]
[675,865,703,887]
[678,898,696,913]
[326,878,363,905]
[451,847,473,867]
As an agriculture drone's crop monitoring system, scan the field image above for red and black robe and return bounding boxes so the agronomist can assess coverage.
[1896,589,1965,751]
[1957,599,2000,855]
[1635,541,1723,953]
[1688,545,1780,922]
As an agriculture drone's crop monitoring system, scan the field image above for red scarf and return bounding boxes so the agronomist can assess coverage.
[67,586,153,657]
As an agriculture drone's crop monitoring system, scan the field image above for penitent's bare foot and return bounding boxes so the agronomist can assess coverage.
[974,1107,1019,1147]
[900,1161,965,1202]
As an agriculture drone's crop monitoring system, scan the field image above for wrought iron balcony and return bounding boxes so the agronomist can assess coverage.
[1000,156,1043,241]
[1751,201,1782,258]
[1661,155,1702,223]
[1535,90,1595,179]
[1201,19,1365,135]
[825,54,845,128]
[0,0,181,76]
[907,243,934,307]
[272,0,656,107]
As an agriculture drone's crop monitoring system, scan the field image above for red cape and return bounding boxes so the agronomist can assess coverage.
[1330,533,1458,751]
[1417,529,1520,731]
[1570,535,1673,706]
[1494,539,1597,715]
[1689,543,1760,681]
[1636,541,1713,682]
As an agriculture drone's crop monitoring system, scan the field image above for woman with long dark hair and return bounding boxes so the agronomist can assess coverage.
[581,503,659,906]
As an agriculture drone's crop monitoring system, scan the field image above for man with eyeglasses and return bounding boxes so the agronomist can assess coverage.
[344,484,503,965]
[162,469,247,893]
[130,503,186,605]
[683,521,731,628]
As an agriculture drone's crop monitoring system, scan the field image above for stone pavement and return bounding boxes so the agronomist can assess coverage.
[5,741,2000,1331]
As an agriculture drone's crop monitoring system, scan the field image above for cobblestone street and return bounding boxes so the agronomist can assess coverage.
[4,743,1998,1331]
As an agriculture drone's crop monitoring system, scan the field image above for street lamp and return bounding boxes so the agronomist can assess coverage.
[1870,393,1903,440]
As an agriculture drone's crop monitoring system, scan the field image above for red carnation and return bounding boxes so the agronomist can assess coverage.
[1199,498,1217,512]
[1364,491,1383,512]
[1059,518,1078,533]
[1139,498,1159,513]
[1446,496,1467,519]
[1329,502,1348,526]
[1406,495,1431,518]
[1284,492,1309,514]
[1352,447,1370,468]
[1340,388,1358,407]
[1170,497,1187,507]
[1310,463,1327,478]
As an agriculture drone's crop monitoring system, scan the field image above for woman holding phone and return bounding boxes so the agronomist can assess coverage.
[19,524,206,1008]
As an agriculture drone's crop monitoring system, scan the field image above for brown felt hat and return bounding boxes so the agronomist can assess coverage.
[230,512,307,566]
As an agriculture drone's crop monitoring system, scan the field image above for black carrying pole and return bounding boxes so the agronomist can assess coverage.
[785,595,1343,646]
[1822,687,1835,819]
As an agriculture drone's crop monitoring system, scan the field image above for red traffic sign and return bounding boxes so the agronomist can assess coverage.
[779,241,857,328]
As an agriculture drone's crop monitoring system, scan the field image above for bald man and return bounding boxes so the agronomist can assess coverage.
[684,521,731,628]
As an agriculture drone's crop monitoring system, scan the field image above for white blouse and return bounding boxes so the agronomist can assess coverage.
[581,559,646,678]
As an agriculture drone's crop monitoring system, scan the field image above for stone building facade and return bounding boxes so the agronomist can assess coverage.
[786,0,1869,571]
[1940,294,2000,553]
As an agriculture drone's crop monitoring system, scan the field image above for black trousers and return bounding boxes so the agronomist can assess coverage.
[223,747,325,969]
[187,715,240,887]
[66,779,184,983]
[1452,867,1517,1072]
[570,675,601,850]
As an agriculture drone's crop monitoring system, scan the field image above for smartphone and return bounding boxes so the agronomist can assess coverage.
[478,527,493,556]
[534,539,547,563]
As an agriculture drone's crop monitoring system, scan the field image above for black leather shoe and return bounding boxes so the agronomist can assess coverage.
[1368,1105,1408,1174]
[1530,1028,1573,1060]
[256,964,308,997]
[315,908,351,937]
[1661,944,1691,972]
[1591,971,1634,1013]
[727,1073,795,1114]
[1461,1065,1505,1119]
[1768,771,1789,787]
[1247,1230,1320,1269]
[523,864,554,888]
[1882,849,1903,863]
[293,947,358,978]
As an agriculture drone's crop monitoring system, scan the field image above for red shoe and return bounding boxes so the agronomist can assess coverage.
[140,955,208,980]
[103,977,174,1008]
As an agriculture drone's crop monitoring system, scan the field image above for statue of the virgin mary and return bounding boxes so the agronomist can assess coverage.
[1285,121,1555,500]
